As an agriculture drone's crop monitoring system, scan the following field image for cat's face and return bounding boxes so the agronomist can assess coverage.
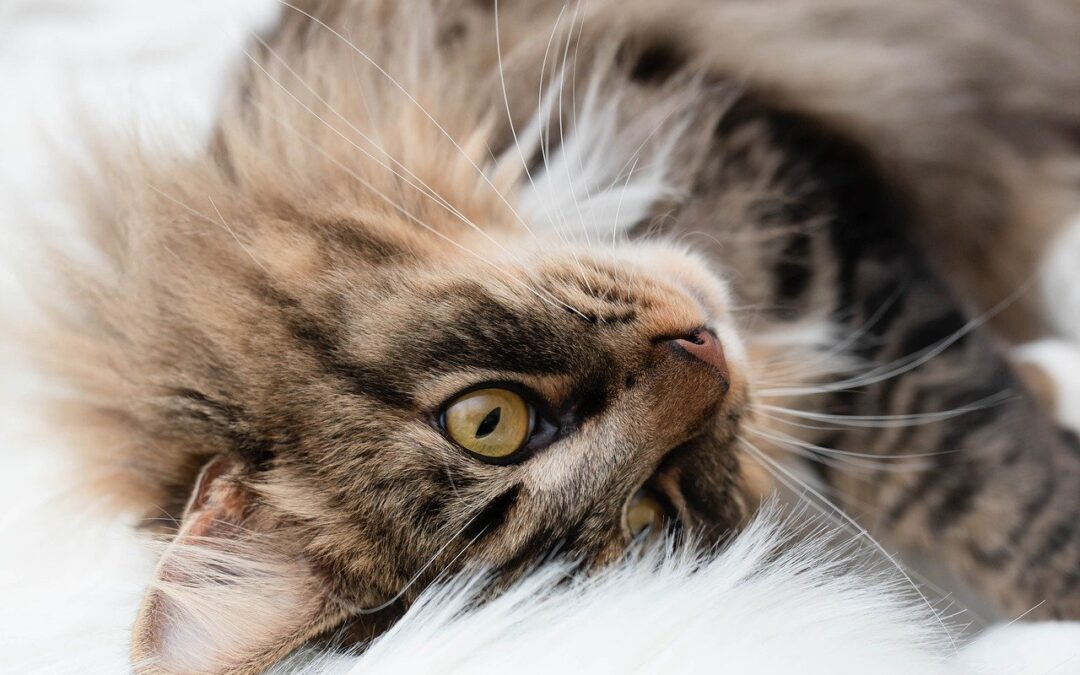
[121,3,756,667]
[132,227,754,672]
[261,235,752,596]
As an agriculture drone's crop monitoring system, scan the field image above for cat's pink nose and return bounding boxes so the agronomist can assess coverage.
[668,329,728,379]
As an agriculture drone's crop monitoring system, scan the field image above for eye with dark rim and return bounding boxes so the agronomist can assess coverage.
[436,382,559,464]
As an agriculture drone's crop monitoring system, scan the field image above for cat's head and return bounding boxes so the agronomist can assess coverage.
[59,5,770,672]
[122,197,756,674]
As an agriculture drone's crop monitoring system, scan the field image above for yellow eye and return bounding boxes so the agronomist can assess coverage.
[443,388,534,459]
[626,491,665,538]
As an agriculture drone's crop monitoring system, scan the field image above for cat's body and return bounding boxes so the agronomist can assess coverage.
[48,1,1080,672]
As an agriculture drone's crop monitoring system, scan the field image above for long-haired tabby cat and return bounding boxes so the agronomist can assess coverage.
[47,0,1080,673]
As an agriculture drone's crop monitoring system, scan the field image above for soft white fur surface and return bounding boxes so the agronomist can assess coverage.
[2,2,1080,674]
[332,521,955,675]
[958,622,1080,675]
[1040,213,1080,342]
[1014,339,1080,431]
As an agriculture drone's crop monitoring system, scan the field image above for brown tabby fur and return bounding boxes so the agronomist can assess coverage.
[42,0,1080,672]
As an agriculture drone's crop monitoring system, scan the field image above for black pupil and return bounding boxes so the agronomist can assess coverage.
[475,406,502,438]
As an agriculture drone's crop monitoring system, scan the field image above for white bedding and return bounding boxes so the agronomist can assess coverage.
[1,2,1078,673]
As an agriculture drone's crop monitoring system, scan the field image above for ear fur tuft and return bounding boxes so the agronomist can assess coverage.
[132,457,346,675]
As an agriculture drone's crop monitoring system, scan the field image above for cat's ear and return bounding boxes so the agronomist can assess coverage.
[132,456,348,675]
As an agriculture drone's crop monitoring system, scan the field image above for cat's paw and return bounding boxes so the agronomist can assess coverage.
[1013,339,1080,433]
[957,622,1080,675]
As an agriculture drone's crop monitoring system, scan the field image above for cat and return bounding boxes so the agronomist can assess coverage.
[43,0,1080,673]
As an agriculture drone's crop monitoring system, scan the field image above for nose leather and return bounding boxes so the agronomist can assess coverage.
[668,330,728,379]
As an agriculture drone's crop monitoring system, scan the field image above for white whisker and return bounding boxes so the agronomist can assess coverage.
[492,0,547,231]
[207,196,272,276]
[744,424,936,471]
[498,0,595,293]
[750,390,1011,430]
[352,508,489,615]
[536,3,568,194]
[758,281,1033,398]
[556,0,594,254]
[611,156,640,249]
[145,186,270,276]
[759,285,907,385]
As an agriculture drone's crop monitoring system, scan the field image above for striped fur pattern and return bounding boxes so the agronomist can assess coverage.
[45,1,1080,672]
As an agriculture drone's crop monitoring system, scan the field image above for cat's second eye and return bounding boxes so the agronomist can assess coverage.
[441,387,535,460]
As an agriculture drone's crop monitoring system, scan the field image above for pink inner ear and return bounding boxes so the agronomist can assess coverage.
[132,457,341,675]
[185,455,237,515]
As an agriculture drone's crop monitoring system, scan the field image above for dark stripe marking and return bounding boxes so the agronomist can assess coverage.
[773,230,813,307]
[462,484,521,543]
[260,283,415,408]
